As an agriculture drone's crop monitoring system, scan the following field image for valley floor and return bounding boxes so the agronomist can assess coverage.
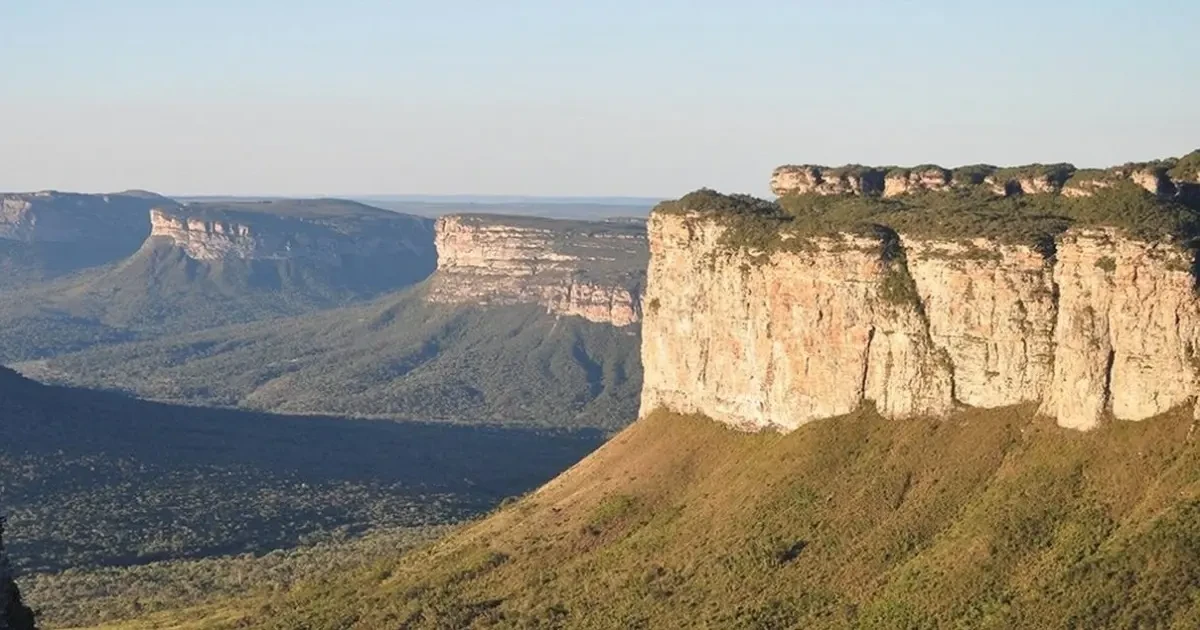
[76,404,1200,629]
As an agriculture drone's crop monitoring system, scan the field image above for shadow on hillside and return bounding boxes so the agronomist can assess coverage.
[0,368,606,571]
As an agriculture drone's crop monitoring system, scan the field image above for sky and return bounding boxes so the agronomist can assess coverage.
[2,0,1198,197]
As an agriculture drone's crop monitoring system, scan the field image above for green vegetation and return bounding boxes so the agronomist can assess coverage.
[1169,150,1200,182]
[24,527,446,628]
[991,162,1076,186]
[658,182,1200,259]
[170,198,400,220]
[0,200,436,362]
[0,192,164,291]
[885,164,948,179]
[1095,256,1117,273]
[97,405,1200,629]
[0,367,603,628]
[1,518,38,630]
[879,258,921,308]
[1066,167,1111,184]
[949,164,997,185]
[19,286,642,430]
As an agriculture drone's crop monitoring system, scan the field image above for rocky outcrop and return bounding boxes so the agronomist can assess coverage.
[148,202,434,263]
[0,191,166,243]
[771,166,886,197]
[883,167,952,197]
[773,152,1200,201]
[640,211,1200,432]
[428,215,647,326]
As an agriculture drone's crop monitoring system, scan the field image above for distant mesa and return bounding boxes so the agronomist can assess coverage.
[0,190,171,244]
[148,199,435,263]
[429,213,648,326]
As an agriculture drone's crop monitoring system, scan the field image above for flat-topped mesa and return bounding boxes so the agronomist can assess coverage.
[148,200,434,263]
[641,170,1200,432]
[771,150,1200,200]
[0,191,169,243]
[429,214,648,327]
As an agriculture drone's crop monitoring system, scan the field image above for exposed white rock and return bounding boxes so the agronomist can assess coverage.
[148,208,426,263]
[904,238,1057,408]
[1040,229,1200,429]
[640,213,952,431]
[428,215,646,327]
[640,213,1200,432]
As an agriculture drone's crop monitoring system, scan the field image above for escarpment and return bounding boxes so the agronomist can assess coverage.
[0,190,169,244]
[428,214,647,326]
[643,151,1200,431]
[148,201,434,263]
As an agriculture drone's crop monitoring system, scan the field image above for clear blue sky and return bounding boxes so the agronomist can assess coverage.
[2,0,1197,197]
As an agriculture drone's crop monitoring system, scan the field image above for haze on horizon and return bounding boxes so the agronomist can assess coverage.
[2,0,1197,198]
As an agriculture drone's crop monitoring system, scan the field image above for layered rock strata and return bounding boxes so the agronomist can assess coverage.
[429,214,647,326]
[149,205,433,263]
[0,191,166,243]
[640,212,1200,432]
[772,152,1200,200]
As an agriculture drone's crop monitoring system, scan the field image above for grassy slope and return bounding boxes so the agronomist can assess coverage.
[88,405,1200,629]
[25,287,642,430]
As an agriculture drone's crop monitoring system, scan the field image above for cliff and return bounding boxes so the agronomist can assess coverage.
[0,191,168,244]
[642,153,1200,432]
[428,214,647,326]
[772,151,1200,201]
[148,199,433,263]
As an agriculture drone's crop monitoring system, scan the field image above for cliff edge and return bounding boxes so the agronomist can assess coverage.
[642,152,1200,431]
[428,214,647,326]
[148,199,434,263]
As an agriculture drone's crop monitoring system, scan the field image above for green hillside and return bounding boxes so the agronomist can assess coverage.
[0,201,436,362]
[23,285,642,430]
[89,405,1200,629]
[0,191,172,291]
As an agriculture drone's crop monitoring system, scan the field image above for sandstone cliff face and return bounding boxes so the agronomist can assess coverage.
[883,167,952,197]
[149,204,433,263]
[641,212,1200,432]
[0,191,163,243]
[771,166,886,197]
[1040,230,1200,429]
[429,215,646,326]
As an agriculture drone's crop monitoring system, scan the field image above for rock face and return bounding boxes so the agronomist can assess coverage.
[429,214,647,326]
[640,212,1200,432]
[1,189,165,243]
[1040,230,1200,429]
[771,166,886,197]
[149,202,433,263]
[772,153,1200,201]
[0,191,175,289]
[883,167,952,197]
[0,191,164,244]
